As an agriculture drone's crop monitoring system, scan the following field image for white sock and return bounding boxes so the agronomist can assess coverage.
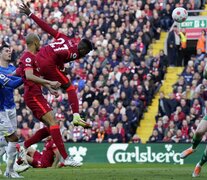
[6,142,17,172]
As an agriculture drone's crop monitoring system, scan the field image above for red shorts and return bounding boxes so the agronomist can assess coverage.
[32,151,42,168]
[36,54,70,85]
[24,94,52,120]
[32,151,53,168]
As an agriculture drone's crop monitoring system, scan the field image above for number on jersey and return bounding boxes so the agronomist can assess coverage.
[49,38,68,52]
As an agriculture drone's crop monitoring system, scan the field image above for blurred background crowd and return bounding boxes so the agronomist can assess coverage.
[0,0,204,143]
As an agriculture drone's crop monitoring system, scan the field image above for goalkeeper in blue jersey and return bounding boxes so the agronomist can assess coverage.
[0,43,27,178]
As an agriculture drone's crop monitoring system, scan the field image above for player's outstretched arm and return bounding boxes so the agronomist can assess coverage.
[0,73,23,88]
[19,2,59,38]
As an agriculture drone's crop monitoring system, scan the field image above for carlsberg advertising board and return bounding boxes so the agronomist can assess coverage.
[106,144,183,164]
[1,143,205,164]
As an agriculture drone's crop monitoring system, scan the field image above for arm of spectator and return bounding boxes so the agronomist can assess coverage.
[19,2,59,38]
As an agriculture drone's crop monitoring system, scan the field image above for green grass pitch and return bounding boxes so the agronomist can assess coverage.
[1,163,207,180]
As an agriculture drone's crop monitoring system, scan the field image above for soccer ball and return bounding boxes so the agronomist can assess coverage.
[172,7,188,23]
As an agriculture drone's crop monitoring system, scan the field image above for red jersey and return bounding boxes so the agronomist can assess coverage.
[18,51,42,95]
[40,139,57,167]
[30,14,80,68]
[39,33,79,67]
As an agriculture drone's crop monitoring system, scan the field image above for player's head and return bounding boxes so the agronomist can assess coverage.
[78,39,93,57]
[0,42,11,62]
[25,33,40,52]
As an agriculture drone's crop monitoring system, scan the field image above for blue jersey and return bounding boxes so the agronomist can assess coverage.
[0,73,23,111]
[0,65,17,109]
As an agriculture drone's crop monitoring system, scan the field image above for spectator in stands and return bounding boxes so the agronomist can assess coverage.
[96,126,107,143]
[157,92,171,118]
[180,98,190,115]
[181,119,189,139]
[196,30,206,54]
[131,134,141,143]
[179,28,187,66]
[82,85,95,107]
[166,121,177,136]
[21,122,31,141]
[167,25,180,66]
[107,127,123,143]
[126,101,141,133]
[163,131,173,143]
[172,129,186,143]
[160,3,173,31]
[148,129,160,142]
[154,120,164,140]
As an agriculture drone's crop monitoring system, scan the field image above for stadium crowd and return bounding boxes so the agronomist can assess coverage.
[149,51,207,143]
[0,0,201,143]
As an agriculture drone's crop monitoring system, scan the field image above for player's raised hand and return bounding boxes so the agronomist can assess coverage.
[19,1,31,16]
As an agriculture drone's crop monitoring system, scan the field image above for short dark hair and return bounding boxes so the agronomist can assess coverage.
[0,42,10,52]
[79,39,93,51]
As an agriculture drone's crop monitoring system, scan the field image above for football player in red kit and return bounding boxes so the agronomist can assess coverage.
[17,33,82,167]
[19,2,92,128]
[26,137,61,168]
[28,137,61,168]
[14,136,63,173]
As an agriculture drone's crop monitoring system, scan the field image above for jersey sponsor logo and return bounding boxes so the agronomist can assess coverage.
[25,58,32,63]
[0,74,9,84]
[0,74,6,80]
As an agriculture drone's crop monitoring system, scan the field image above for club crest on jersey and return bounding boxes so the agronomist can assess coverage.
[25,58,32,63]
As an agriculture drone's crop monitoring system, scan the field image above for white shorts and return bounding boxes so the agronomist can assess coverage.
[0,109,16,137]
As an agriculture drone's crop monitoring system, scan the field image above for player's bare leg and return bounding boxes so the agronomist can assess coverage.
[181,119,207,159]
[41,111,82,167]
[64,84,91,128]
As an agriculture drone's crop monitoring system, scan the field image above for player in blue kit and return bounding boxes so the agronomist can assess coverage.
[0,72,24,178]
[0,43,27,178]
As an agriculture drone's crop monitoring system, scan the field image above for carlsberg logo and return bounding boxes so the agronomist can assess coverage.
[107,144,184,164]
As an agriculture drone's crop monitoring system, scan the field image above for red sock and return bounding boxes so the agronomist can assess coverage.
[66,86,79,113]
[50,125,68,159]
[24,127,50,148]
